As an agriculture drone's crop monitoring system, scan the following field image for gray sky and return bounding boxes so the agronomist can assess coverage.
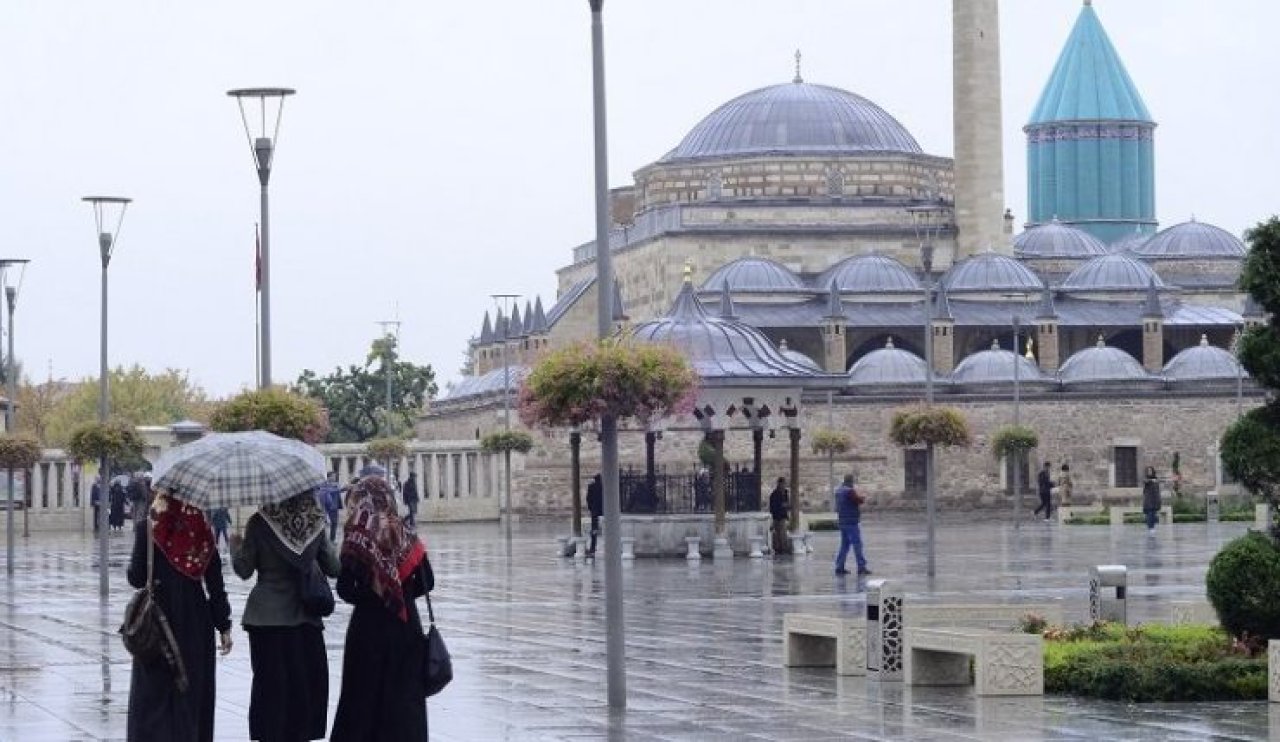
[2,1,1274,398]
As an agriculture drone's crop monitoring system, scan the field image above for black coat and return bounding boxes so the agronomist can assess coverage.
[768,486,789,521]
[402,477,420,505]
[126,520,232,742]
[331,556,435,742]
[586,479,603,517]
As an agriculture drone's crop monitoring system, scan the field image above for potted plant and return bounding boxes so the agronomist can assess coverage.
[366,437,410,472]
[208,388,330,444]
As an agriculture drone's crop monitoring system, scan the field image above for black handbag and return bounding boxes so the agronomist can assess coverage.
[419,563,452,697]
[299,559,335,618]
[119,514,190,693]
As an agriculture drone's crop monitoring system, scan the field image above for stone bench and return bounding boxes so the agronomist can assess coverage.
[1109,505,1173,526]
[905,603,1064,630]
[782,613,866,676]
[1057,504,1104,524]
[801,512,837,530]
[906,627,1043,696]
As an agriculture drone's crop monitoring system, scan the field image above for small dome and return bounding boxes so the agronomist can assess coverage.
[631,282,819,379]
[663,82,922,162]
[952,341,1045,384]
[820,254,921,293]
[1163,335,1246,381]
[1058,338,1148,384]
[442,366,529,401]
[1014,220,1108,258]
[1135,220,1246,259]
[701,257,804,293]
[847,337,928,386]
[942,253,1045,294]
[1109,228,1152,254]
[777,339,821,371]
[1062,253,1166,291]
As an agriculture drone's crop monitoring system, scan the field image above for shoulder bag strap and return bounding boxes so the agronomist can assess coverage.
[420,561,435,625]
[145,504,155,594]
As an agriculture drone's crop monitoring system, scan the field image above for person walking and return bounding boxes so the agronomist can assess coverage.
[1034,462,1055,520]
[230,492,339,742]
[586,474,602,556]
[126,489,233,742]
[331,476,434,742]
[401,472,420,529]
[91,475,102,535]
[318,472,343,542]
[109,475,128,531]
[209,508,231,551]
[1142,466,1162,532]
[834,474,870,576]
[768,477,791,555]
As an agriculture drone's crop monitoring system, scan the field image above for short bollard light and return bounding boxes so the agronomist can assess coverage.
[1089,565,1127,624]
[866,579,904,681]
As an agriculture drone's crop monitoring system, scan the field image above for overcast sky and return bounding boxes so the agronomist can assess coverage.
[2,1,1274,398]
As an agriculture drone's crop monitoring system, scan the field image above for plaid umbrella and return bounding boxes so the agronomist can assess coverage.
[151,431,328,510]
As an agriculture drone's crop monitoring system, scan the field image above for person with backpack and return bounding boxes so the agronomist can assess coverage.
[834,474,871,576]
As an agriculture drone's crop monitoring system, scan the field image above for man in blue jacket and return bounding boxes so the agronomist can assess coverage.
[834,474,871,576]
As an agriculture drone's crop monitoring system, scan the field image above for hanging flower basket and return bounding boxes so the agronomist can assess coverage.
[990,425,1039,461]
[811,429,852,456]
[66,421,146,464]
[480,430,534,454]
[366,437,410,463]
[209,388,330,444]
[518,342,697,429]
[0,434,42,470]
[888,405,972,448]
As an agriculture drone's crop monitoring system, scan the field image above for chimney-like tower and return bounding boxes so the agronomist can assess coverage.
[953,0,1007,256]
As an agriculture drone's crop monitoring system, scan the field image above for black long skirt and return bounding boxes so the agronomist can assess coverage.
[246,624,328,741]
[330,603,427,742]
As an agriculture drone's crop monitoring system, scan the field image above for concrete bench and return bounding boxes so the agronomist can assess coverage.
[905,603,1064,630]
[1057,504,1104,524]
[800,512,837,530]
[782,613,866,676]
[906,627,1043,696]
[1109,505,1172,526]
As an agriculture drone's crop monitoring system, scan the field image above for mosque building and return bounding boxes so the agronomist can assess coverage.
[421,1,1258,518]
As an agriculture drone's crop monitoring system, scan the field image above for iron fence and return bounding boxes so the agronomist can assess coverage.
[618,467,761,514]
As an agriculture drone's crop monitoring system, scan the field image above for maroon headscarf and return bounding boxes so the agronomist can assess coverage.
[340,477,426,621]
[151,491,216,580]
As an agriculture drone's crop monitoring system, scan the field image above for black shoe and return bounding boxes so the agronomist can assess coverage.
[835,568,851,575]
[857,568,873,576]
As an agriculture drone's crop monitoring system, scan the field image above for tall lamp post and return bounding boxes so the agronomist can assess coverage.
[587,0,626,710]
[228,87,295,389]
[910,206,945,577]
[1012,313,1023,524]
[490,294,519,518]
[0,259,29,577]
[84,196,130,598]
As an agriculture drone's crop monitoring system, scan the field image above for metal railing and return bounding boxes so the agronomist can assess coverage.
[619,467,760,514]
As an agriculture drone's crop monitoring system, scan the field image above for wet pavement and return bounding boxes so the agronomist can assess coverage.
[0,514,1272,741]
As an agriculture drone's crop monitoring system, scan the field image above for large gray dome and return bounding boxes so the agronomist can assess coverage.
[1014,220,1108,258]
[1136,219,1246,259]
[1062,253,1166,292]
[1058,340,1148,385]
[941,253,1045,294]
[702,257,804,293]
[820,254,921,293]
[847,337,928,386]
[662,82,922,162]
[631,281,820,379]
[1163,335,1246,381]
[952,342,1045,384]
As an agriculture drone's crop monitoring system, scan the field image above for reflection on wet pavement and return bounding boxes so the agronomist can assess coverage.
[0,515,1269,741]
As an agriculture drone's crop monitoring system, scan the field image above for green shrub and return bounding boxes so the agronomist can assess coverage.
[810,429,852,456]
[366,437,410,462]
[990,425,1038,461]
[66,421,146,464]
[209,388,330,444]
[0,435,43,470]
[888,405,972,448]
[479,430,534,454]
[1171,496,1206,516]
[1206,532,1280,645]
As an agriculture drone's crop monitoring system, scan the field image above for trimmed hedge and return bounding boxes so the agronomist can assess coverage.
[1207,532,1280,645]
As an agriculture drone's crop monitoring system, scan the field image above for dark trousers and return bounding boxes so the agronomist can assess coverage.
[588,515,600,554]
[405,502,417,528]
[771,518,790,554]
[327,513,339,542]
[1034,492,1051,518]
[92,506,100,534]
[1145,509,1158,529]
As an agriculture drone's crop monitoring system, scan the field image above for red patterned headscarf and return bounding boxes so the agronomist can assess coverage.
[340,477,425,622]
[150,491,216,581]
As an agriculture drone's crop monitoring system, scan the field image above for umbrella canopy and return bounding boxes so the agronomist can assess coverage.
[152,431,327,510]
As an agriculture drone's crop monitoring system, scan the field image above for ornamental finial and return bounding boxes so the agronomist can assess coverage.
[793,49,803,84]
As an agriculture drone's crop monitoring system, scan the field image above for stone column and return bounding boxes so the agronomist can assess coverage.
[708,430,726,536]
[459,453,471,498]
[788,428,802,533]
[1036,319,1060,373]
[952,0,1007,256]
[932,318,956,374]
[570,429,583,537]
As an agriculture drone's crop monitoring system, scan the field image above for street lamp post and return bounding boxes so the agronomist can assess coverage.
[491,294,519,518]
[587,0,626,710]
[910,205,945,577]
[1012,314,1023,524]
[84,196,130,598]
[228,87,295,389]
[0,260,29,577]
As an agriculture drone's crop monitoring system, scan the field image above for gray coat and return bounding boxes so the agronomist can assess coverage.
[232,513,340,628]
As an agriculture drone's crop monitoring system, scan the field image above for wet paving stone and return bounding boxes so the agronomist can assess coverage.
[0,514,1271,740]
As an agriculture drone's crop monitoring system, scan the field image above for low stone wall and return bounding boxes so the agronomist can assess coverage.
[618,513,771,558]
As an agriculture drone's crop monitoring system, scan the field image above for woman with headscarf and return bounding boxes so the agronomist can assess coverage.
[230,491,339,742]
[126,489,232,742]
[331,476,434,742]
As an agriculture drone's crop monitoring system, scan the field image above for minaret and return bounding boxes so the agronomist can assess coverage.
[1141,277,1164,373]
[1035,284,1061,373]
[821,280,847,373]
[952,0,1007,256]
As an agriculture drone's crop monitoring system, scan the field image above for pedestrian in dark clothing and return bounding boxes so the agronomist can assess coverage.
[1034,462,1054,520]
[109,477,128,531]
[231,492,339,742]
[401,472,420,528]
[209,508,231,550]
[331,476,434,742]
[834,474,870,576]
[318,472,343,542]
[1142,466,1162,531]
[586,474,602,556]
[91,477,102,535]
[126,490,233,742]
[768,477,791,555]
